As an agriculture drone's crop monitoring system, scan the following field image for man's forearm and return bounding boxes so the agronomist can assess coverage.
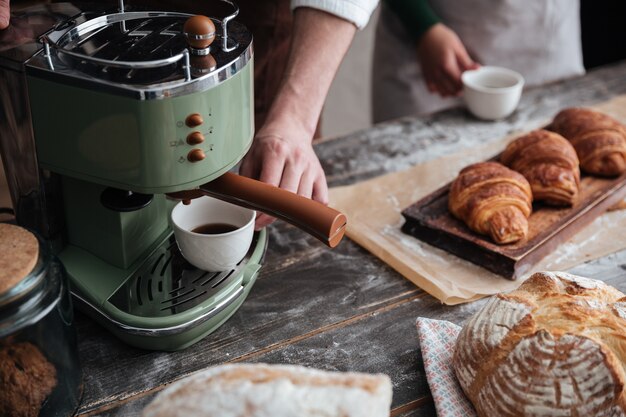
[0,0,10,29]
[260,7,357,140]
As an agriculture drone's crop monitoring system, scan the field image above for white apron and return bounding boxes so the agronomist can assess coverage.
[372,0,584,122]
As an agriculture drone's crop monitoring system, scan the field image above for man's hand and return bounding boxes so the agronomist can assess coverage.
[417,23,479,97]
[0,0,10,29]
[239,7,355,230]
[239,132,328,230]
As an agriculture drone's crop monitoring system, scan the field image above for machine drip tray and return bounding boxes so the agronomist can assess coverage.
[108,233,263,317]
[67,229,267,351]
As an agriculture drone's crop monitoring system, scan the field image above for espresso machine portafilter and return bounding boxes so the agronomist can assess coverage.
[0,1,346,350]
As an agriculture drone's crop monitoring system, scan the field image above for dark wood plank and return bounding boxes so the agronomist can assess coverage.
[218,295,485,410]
[91,290,471,416]
[75,223,420,414]
[402,171,626,278]
[80,299,439,416]
[392,398,436,417]
[91,247,626,417]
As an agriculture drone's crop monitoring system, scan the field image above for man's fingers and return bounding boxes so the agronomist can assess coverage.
[0,0,10,30]
[238,154,257,179]
[297,171,315,199]
[311,175,329,206]
[258,154,285,187]
[242,134,329,231]
[254,213,276,230]
[279,159,303,195]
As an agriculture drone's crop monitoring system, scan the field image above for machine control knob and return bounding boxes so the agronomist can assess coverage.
[187,131,205,145]
[185,113,203,127]
[187,149,206,163]
[183,15,216,49]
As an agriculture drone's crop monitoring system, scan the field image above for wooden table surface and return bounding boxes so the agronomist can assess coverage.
[76,61,626,417]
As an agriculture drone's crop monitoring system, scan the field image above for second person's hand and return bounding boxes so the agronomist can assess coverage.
[417,23,479,97]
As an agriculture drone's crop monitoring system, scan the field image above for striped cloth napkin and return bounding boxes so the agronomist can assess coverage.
[415,318,476,417]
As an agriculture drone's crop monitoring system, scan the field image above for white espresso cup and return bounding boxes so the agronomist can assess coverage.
[461,66,524,120]
[170,196,255,271]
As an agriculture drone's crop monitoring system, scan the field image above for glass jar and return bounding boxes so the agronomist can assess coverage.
[0,228,82,416]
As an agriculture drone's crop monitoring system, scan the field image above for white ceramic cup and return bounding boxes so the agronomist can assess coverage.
[170,196,255,271]
[461,66,524,120]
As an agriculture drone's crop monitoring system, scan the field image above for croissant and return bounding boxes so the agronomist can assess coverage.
[449,162,533,244]
[500,129,580,206]
[550,108,626,176]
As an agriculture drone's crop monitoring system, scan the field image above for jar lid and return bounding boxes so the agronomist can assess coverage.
[0,224,61,337]
[0,224,41,301]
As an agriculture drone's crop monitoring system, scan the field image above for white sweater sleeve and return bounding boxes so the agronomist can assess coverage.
[290,0,379,29]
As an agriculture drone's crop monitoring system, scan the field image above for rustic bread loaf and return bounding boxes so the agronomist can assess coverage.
[453,271,626,417]
[142,363,393,417]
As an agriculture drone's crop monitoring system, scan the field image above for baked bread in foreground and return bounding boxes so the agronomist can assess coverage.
[453,271,626,417]
[550,107,626,176]
[142,363,393,417]
[501,129,580,206]
[448,162,533,244]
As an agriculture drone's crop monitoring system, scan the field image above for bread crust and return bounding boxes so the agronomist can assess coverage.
[550,108,626,176]
[501,129,581,206]
[448,162,533,244]
[453,271,626,417]
[142,363,393,417]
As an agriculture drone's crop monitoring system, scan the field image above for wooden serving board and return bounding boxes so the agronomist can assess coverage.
[401,170,626,279]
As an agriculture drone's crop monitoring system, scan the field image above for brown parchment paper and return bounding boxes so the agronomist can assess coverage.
[329,96,626,305]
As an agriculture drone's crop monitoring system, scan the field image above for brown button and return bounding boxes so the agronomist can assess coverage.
[185,113,203,127]
[186,131,205,145]
[187,149,206,163]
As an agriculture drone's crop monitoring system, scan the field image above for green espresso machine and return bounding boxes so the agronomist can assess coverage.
[0,1,266,350]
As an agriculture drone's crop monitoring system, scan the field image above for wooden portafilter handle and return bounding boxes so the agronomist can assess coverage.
[194,172,347,248]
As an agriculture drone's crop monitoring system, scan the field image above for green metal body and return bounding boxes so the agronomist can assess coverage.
[1,4,260,351]
[61,176,175,269]
[25,49,259,351]
[62,228,267,351]
[27,63,253,194]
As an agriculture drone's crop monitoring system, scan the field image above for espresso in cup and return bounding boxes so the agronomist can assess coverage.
[170,196,255,271]
[192,223,239,234]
